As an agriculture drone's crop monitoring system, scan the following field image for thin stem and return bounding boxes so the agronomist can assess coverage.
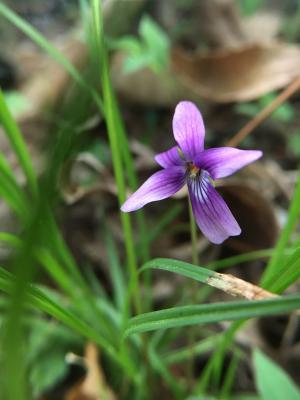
[188,198,199,266]
[187,198,199,386]
[227,75,300,147]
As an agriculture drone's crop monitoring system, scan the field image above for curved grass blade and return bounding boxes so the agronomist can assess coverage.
[124,294,300,336]
[262,170,300,285]
[0,267,121,364]
[141,258,274,300]
[0,4,88,96]
[141,258,215,282]
[253,349,300,400]
[0,89,38,198]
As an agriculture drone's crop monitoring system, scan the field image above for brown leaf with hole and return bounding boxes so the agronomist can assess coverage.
[172,43,300,102]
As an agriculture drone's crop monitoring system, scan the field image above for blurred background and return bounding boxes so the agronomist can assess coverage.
[1,0,300,399]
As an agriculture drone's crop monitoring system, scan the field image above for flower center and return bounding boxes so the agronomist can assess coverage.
[187,162,200,178]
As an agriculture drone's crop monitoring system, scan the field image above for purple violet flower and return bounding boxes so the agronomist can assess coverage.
[121,101,262,244]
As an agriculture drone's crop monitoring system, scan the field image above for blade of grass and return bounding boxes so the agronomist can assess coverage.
[164,335,220,365]
[0,230,120,346]
[148,335,185,398]
[141,258,215,282]
[266,246,300,293]
[0,154,29,215]
[124,294,300,336]
[91,0,141,314]
[219,351,240,399]
[1,202,43,400]
[262,170,300,285]
[137,204,182,251]
[0,4,95,102]
[0,89,38,199]
[0,173,28,218]
[0,267,121,364]
[104,230,126,311]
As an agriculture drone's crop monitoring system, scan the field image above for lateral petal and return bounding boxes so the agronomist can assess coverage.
[195,147,262,179]
[155,146,185,168]
[188,171,241,244]
[121,167,186,212]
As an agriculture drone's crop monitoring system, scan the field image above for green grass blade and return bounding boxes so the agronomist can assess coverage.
[253,348,300,400]
[105,230,126,311]
[0,4,85,91]
[141,258,215,283]
[137,204,182,252]
[0,2,104,114]
[0,153,29,213]
[0,232,22,247]
[0,266,121,364]
[164,335,220,365]
[267,246,300,293]
[0,173,28,218]
[207,248,275,270]
[124,294,300,336]
[91,0,141,313]
[0,88,38,198]
[262,170,300,285]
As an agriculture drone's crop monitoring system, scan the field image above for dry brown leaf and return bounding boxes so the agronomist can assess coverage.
[112,42,300,105]
[172,43,300,102]
[196,3,281,48]
[65,343,115,400]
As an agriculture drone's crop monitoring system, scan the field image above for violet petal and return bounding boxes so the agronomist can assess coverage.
[195,147,262,179]
[121,167,186,212]
[172,101,205,161]
[188,171,241,244]
[155,146,185,168]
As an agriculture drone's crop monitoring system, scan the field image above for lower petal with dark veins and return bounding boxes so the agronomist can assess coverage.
[188,171,241,244]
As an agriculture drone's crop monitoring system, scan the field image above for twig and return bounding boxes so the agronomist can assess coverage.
[227,75,300,147]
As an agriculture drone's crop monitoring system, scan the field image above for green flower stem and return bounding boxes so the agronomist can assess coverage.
[188,198,199,266]
[188,197,199,386]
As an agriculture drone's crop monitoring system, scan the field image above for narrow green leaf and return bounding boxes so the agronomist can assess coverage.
[253,349,300,400]
[141,258,215,283]
[164,335,219,365]
[124,294,300,336]
[262,170,300,285]
[267,247,300,293]
[0,173,27,217]
[0,154,29,216]
[105,230,126,311]
[0,88,38,198]
[91,0,141,314]
[0,4,84,90]
[0,267,120,364]
[0,2,103,113]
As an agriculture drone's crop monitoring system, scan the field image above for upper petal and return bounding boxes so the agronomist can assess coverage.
[172,101,205,161]
[121,167,186,212]
[155,146,185,168]
[195,147,262,180]
[188,171,241,244]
